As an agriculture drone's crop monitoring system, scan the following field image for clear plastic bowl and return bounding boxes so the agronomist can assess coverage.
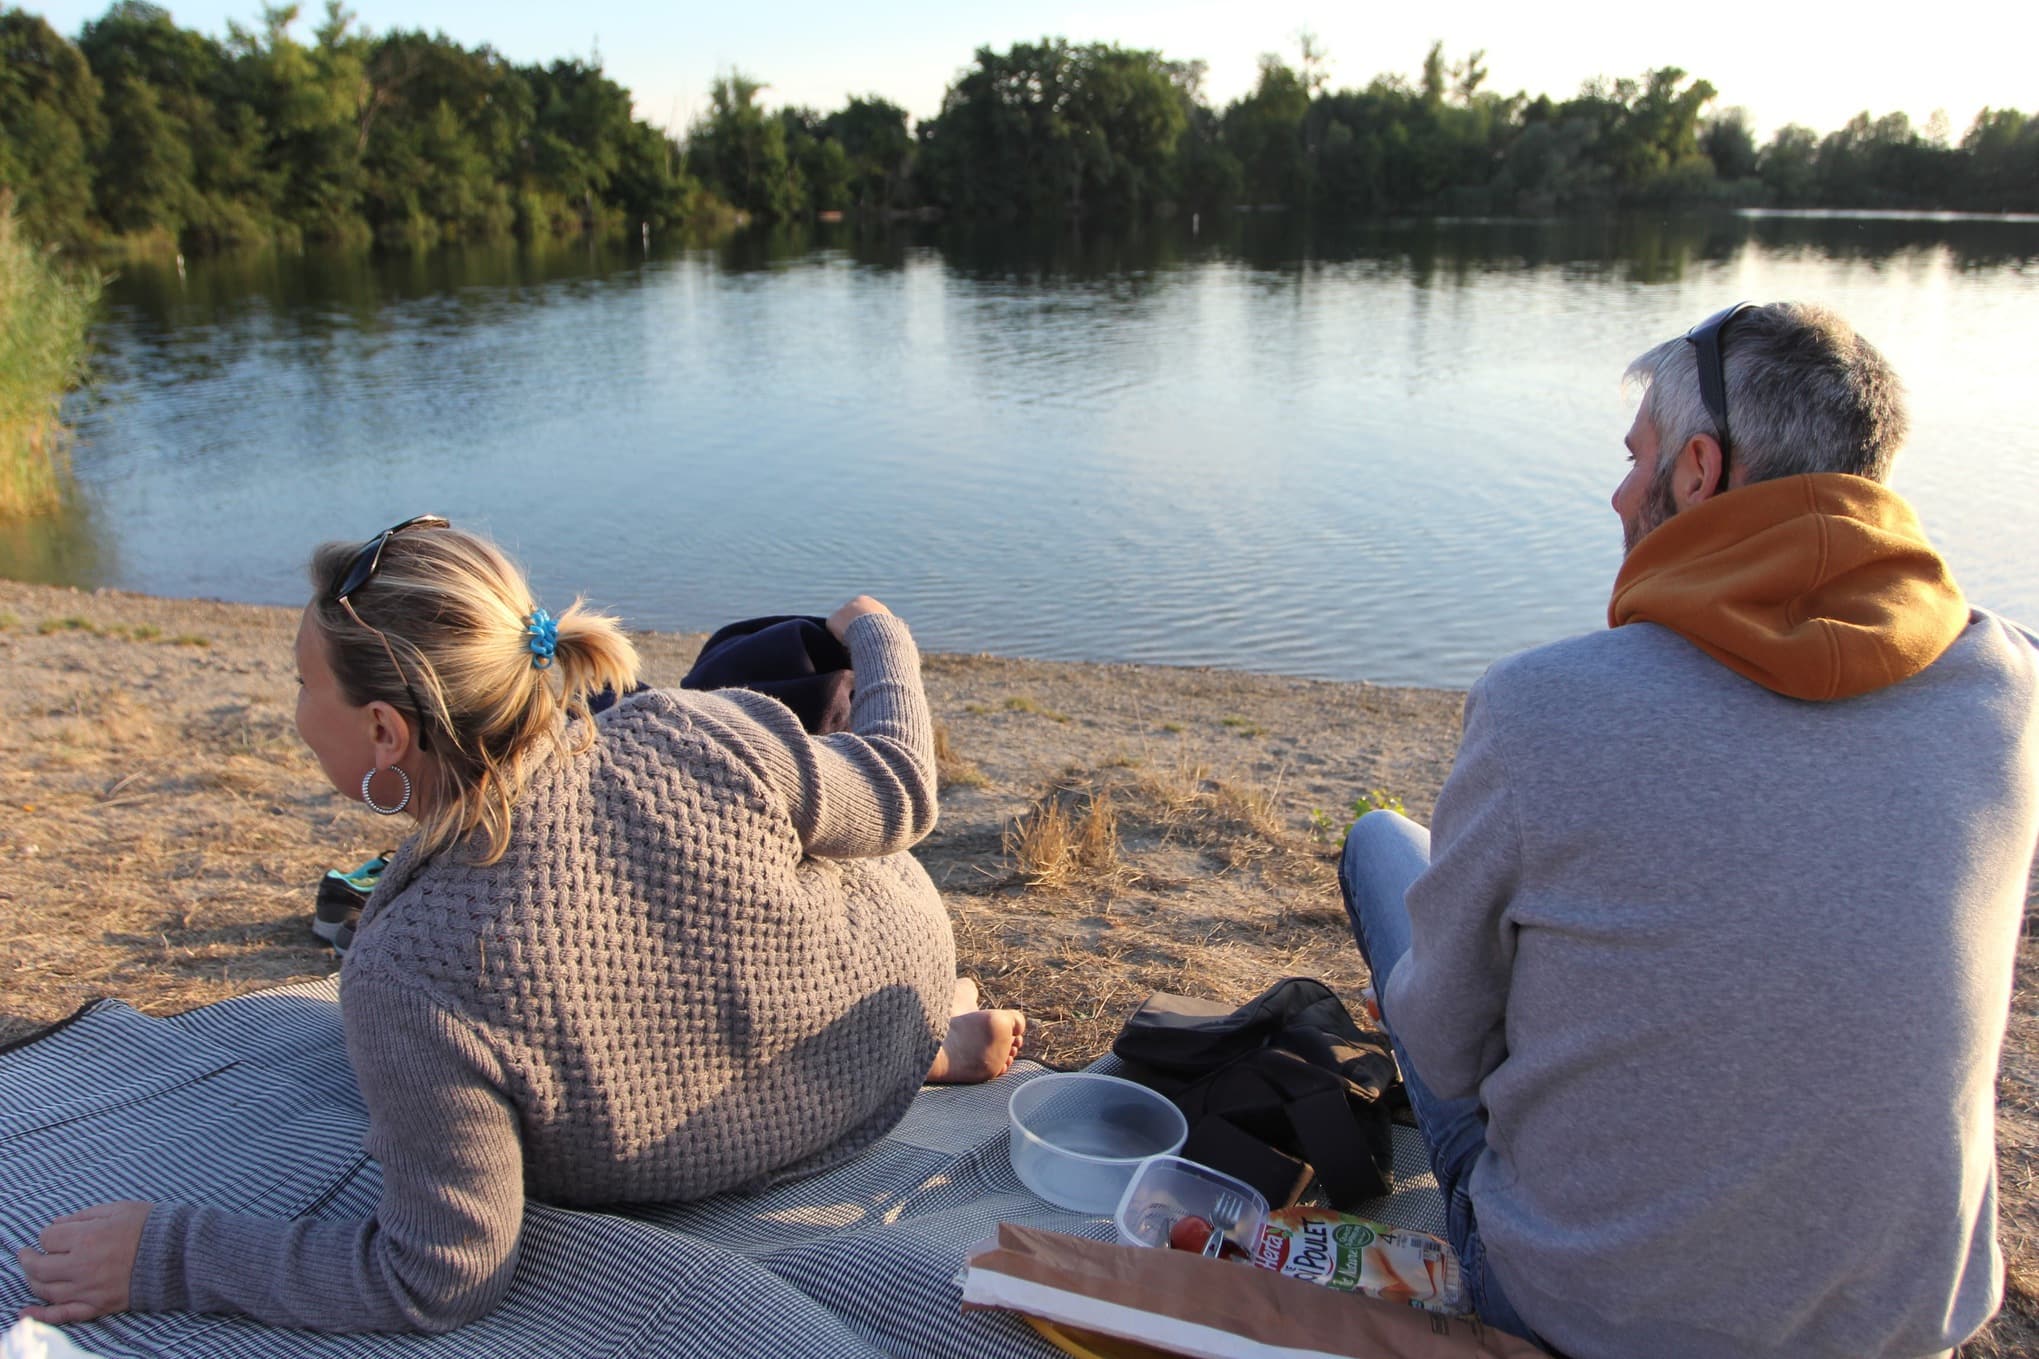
[1114,1154,1270,1253]
[1007,1073,1188,1213]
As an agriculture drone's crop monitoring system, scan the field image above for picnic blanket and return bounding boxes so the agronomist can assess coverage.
[0,981,1447,1358]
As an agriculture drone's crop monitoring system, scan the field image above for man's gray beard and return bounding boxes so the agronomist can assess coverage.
[1622,473,1683,557]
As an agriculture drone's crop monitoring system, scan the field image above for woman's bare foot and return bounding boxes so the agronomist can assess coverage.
[927,977,1027,1084]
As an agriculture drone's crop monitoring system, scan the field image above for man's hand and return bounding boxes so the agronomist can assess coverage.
[17,1201,151,1325]
[826,595,892,642]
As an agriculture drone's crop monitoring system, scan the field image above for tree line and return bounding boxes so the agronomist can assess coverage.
[1,2,714,250]
[4,4,2035,255]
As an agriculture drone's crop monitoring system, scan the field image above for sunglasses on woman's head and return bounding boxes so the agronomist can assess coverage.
[333,514,451,604]
[1684,303,1757,498]
[332,514,450,752]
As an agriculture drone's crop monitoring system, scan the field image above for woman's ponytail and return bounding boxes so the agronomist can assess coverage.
[545,599,641,739]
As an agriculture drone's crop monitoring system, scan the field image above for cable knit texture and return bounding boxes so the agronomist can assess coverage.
[129,612,955,1332]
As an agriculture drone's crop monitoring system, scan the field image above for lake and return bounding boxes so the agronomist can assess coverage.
[10,211,2037,688]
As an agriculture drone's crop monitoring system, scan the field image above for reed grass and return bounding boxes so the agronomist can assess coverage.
[0,192,101,518]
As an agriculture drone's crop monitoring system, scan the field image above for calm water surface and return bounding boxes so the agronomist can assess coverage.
[11,213,2038,687]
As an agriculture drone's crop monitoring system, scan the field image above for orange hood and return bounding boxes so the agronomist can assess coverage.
[1608,474,1967,701]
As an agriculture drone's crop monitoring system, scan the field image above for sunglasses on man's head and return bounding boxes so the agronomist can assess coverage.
[1685,303,1758,498]
[332,514,450,752]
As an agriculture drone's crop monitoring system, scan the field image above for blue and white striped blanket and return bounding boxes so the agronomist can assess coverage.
[0,981,1444,1358]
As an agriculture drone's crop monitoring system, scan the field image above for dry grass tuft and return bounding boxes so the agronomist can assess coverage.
[1129,756,1292,861]
[1003,779,1123,888]
[1132,754,1212,821]
[932,723,988,789]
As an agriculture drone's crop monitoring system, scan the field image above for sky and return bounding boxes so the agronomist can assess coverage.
[29,0,2037,143]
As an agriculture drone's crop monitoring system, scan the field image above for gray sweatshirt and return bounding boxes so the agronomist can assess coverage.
[1388,609,2039,1359]
[131,612,955,1331]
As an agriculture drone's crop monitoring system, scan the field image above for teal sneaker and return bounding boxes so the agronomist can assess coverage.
[313,851,391,955]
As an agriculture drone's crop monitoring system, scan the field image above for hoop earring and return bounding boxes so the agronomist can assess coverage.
[361,765,412,816]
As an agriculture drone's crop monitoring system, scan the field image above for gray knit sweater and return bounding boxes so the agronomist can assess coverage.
[130,612,955,1332]
[1388,610,2039,1359]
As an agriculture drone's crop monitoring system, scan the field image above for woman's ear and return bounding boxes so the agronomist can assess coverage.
[364,700,417,767]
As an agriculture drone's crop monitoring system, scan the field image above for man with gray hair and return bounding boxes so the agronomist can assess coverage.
[1340,301,2037,1358]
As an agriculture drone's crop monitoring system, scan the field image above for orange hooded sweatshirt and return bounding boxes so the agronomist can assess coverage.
[1608,473,1968,701]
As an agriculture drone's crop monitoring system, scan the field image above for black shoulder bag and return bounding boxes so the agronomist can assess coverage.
[1110,977,1403,1210]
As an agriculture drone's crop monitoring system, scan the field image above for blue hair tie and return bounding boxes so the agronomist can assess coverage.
[525,608,558,669]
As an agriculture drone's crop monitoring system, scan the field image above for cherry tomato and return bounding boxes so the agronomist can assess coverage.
[1168,1214,1214,1253]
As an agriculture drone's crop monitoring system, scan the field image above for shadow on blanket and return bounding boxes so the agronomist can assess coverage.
[0,982,1445,1358]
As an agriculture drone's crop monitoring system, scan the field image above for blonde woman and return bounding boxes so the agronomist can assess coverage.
[18,516,1024,1333]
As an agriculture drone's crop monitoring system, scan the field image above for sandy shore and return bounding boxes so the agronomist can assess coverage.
[1,576,2033,1354]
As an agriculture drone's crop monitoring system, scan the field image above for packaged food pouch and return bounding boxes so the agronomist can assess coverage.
[1251,1206,1467,1314]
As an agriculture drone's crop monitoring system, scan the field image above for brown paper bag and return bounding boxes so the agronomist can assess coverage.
[962,1224,1550,1359]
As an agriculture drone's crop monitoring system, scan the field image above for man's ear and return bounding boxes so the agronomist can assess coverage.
[1673,433,1725,511]
[365,700,417,766]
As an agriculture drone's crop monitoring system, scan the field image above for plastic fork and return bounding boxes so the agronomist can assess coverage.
[1204,1189,1248,1257]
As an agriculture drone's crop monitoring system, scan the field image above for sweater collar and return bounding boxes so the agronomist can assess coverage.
[1608,473,1968,701]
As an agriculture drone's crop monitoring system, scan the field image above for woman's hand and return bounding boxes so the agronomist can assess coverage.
[826,595,892,642]
[17,1201,151,1325]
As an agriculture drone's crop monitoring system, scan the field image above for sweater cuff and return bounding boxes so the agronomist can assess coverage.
[842,610,917,671]
[844,612,921,706]
[130,1202,193,1312]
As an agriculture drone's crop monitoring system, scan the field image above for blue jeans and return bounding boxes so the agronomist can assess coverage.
[1338,810,1540,1346]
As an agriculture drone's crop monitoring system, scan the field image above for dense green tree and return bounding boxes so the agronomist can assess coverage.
[1067,45,1193,216]
[1701,107,1759,181]
[1494,113,1610,212]
[1225,56,1312,205]
[1759,124,1820,204]
[1297,46,1513,217]
[78,3,204,233]
[823,97,912,211]
[1802,112,1967,208]
[1557,67,1717,198]
[776,108,849,213]
[214,3,370,240]
[93,71,191,230]
[1963,108,2039,211]
[917,39,1191,220]
[1170,100,1241,213]
[607,117,692,230]
[688,73,799,220]
[0,9,103,242]
[78,4,274,244]
[353,31,521,241]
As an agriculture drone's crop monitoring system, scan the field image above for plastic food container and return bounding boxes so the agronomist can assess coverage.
[1114,1154,1271,1253]
[1007,1073,1189,1213]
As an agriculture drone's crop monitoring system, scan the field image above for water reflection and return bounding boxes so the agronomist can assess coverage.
[1739,211,2039,266]
[19,210,2038,687]
[0,482,109,588]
